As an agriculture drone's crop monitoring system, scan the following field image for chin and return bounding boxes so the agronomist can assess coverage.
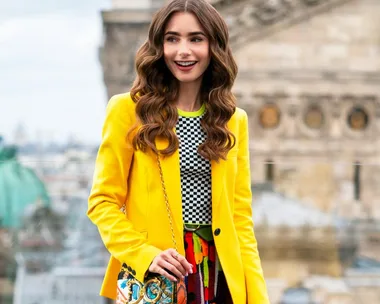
[176,76,199,83]
[173,72,203,84]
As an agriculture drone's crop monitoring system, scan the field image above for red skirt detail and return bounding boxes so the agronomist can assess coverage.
[184,229,233,304]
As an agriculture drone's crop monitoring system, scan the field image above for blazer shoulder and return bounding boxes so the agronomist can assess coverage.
[107,92,136,115]
[230,107,248,126]
[234,107,248,120]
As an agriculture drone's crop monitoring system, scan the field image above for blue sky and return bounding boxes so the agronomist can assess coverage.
[0,0,112,144]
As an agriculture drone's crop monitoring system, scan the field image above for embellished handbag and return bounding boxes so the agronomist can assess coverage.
[116,154,187,304]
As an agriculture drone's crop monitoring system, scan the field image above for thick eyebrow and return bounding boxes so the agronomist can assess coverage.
[164,31,206,37]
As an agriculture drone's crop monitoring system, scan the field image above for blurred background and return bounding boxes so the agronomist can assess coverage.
[1,0,380,303]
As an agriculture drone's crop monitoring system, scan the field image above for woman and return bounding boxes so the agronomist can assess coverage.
[88,0,269,303]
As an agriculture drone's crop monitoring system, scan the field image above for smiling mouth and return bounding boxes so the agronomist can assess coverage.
[175,61,197,67]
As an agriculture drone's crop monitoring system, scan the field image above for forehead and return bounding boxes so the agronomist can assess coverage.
[165,11,204,33]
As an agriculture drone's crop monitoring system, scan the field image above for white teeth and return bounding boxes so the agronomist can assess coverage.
[176,61,196,66]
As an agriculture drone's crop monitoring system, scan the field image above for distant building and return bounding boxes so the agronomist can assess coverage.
[0,143,64,303]
[12,123,29,148]
[13,195,109,304]
[9,146,109,304]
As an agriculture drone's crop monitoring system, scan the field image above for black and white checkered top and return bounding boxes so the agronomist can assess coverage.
[176,104,212,224]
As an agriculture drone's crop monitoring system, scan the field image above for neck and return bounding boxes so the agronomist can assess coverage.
[175,80,202,112]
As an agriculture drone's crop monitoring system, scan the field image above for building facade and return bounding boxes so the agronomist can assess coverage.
[98,1,380,302]
[99,0,380,221]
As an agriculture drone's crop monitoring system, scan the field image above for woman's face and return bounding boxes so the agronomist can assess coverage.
[163,12,210,85]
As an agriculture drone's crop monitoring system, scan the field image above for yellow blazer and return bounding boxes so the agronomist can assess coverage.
[87,92,269,303]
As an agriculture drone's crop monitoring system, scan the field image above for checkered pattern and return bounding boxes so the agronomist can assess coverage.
[176,114,212,224]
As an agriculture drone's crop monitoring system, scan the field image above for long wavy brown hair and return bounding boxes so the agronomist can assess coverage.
[129,0,238,161]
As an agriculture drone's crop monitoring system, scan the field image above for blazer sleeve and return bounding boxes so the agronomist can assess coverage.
[233,110,270,303]
[87,94,161,283]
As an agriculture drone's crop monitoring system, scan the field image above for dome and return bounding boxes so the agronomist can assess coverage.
[0,146,51,229]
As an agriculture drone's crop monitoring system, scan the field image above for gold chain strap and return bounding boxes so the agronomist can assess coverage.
[156,154,178,252]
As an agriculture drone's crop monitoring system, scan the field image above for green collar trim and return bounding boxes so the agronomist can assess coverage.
[177,103,206,117]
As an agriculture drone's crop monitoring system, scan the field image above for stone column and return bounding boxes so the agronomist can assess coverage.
[100,8,154,100]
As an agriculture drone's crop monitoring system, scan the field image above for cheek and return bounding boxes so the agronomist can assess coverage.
[201,51,211,69]
[163,46,173,62]
[205,52,211,65]
[163,50,169,63]
[200,47,210,63]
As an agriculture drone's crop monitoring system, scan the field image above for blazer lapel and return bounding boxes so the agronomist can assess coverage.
[211,118,235,208]
[211,158,226,209]
[155,137,184,238]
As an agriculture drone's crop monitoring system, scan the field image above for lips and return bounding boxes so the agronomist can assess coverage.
[174,61,197,71]
[175,61,197,67]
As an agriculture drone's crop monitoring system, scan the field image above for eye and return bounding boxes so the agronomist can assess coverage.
[165,36,178,43]
[191,37,203,42]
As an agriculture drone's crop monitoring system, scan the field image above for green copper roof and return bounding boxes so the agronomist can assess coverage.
[0,146,51,229]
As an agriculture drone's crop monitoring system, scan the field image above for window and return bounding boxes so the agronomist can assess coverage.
[304,104,324,129]
[266,160,274,182]
[354,161,361,201]
[259,104,281,129]
[348,106,369,131]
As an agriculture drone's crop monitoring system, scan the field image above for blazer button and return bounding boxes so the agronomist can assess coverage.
[214,228,221,236]
[132,269,136,276]
[127,266,132,272]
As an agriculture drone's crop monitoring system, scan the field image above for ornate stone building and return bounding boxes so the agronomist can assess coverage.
[230,0,380,224]
[99,1,380,302]
[99,0,380,221]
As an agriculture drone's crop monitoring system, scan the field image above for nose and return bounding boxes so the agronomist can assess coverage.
[178,40,191,57]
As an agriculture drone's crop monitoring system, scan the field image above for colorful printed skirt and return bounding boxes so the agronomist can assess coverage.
[184,225,232,304]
